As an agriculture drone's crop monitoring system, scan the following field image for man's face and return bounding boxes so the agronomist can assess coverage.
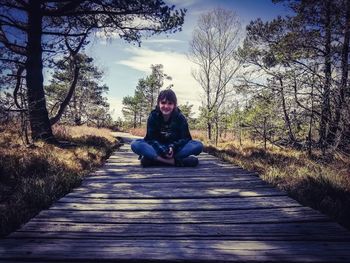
[159,99,175,117]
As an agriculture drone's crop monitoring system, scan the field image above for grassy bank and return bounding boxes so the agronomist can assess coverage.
[0,123,119,237]
[129,127,350,230]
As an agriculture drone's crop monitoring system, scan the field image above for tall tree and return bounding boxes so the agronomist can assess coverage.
[178,102,195,126]
[135,64,172,112]
[0,1,185,142]
[280,0,349,152]
[189,8,242,140]
[122,91,144,128]
[45,53,110,126]
[238,17,301,146]
[239,0,350,153]
[178,102,194,120]
[244,91,284,148]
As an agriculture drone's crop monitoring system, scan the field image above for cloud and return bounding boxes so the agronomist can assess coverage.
[94,17,162,43]
[143,38,185,44]
[167,0,202,8]
[107,96,124,120]
[116,47,202,115]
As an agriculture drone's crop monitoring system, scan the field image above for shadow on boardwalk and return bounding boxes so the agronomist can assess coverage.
[1,133,350,262]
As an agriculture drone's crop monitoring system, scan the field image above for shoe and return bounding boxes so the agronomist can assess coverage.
[140,157,155,167]
[175,156,199,167]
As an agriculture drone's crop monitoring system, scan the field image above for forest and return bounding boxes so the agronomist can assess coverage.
[0,0,349,236]
[121,0,350,230]
[123,1,350,158]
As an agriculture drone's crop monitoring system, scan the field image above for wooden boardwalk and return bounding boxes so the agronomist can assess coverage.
[1,134,350,262]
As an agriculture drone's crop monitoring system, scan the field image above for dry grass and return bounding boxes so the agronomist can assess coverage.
[191,129,207,142]
[53,124,116,144]
[0,122,119,237]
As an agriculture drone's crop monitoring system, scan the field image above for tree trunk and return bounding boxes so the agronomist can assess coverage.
[263,116,267,150]
[319,0,332,153]
[72,92,81,125]
[224,125,227,138]
[239,124,242,147]
[215,118,219,146]
[279,77,296,144]
[50,63,80,125]
[26,1,54,142]
[207,121,212,140]
[133,111,137,128]
[308,81,315,157]
[327,0,350,147]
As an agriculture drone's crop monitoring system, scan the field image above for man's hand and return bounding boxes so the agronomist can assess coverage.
[165,146,174,159]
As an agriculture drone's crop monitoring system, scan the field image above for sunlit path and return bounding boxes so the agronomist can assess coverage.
[1,133,350,262]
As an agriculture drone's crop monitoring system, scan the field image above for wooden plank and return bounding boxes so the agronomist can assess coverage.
[107,161,235,167]
[2,141,350,263]
[64,187,286,199]
[72,178,280,192]
[31,207,328,224]
[103,158,243,167]
[100,154,217,159]
[82,177,263,185]
[105,162,236,168]
[75,180,273,191]
[50,196,302,211]
[10,222,350,241]
[104,154,225,161]
[94,172,254,180]
[48,201,300,211]
[55,195,299,205]
[86,173,260,181]
[105,157,226,162]
[64,188,287,199]
[107,158,224,162]
[84,172,261,181]
[101,166,247,171]
[98,167,250,175]
[83,171,260,180]
[1,239,350,262]
[69,182,283,192]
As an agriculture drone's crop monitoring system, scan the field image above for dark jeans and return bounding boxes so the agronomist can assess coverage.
[131,139,203,160]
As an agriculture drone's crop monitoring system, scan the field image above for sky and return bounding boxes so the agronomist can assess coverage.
[85,0,290,120]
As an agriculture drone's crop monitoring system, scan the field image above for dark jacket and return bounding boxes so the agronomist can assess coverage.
[144,107,192,156]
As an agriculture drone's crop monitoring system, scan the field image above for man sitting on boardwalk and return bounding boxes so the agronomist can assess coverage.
[131,89,203,167]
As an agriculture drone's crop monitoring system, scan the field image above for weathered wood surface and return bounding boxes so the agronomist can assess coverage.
[1,133,350,262]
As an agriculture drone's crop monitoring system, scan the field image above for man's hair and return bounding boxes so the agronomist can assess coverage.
[157,89,177,105]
